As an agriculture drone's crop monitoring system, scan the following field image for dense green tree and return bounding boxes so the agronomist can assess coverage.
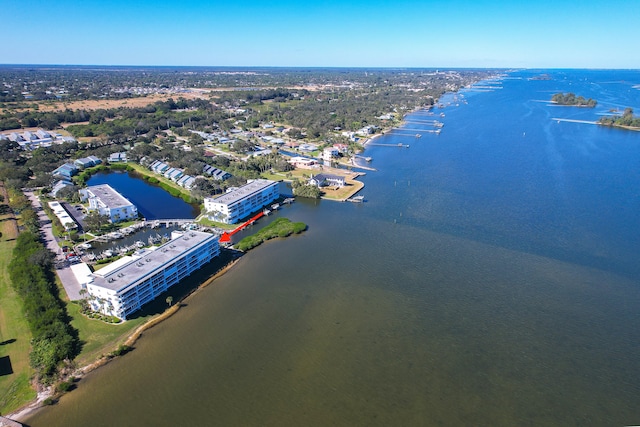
[84,211,111,232]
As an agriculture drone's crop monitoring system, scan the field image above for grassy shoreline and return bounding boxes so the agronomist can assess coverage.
[9,256,242,422]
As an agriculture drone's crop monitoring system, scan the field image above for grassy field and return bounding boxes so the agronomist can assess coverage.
[0,213,36,414]
[0,91,212,114]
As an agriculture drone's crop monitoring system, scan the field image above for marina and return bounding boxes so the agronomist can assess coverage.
[74,221,217,263]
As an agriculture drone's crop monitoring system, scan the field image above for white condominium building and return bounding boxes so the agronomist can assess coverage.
[80,184,138,223]
[204,179,279,224]
[47,201,77,230]
[86,230,220,320]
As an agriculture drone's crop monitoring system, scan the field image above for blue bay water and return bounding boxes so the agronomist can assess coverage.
[27,70,640,426]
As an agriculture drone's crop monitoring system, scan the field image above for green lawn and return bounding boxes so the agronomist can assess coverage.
[0,223,36,414]
[66,301,151,368]
[196,217,237,230]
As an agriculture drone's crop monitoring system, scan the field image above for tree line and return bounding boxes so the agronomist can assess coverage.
[598,107,640,128]
[8,231,80,384]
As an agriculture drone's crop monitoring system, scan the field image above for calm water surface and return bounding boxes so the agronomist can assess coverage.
[28,70,640,426]
[86,170,200,219]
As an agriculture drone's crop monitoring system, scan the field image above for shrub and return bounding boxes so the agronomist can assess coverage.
[43,397,57,406]
[56,381,73,392]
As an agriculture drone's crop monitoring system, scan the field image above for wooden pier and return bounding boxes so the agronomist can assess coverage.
[368,142,410,148]
[552,118,598,125]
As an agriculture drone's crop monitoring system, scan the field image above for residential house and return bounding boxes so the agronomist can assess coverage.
[288,156,318,168]
[75,156,102,169]
[309,173,345,188]
[50,179,75,197]
[108,152,128,163]
[203,164,231,181]
[52,163,79,179]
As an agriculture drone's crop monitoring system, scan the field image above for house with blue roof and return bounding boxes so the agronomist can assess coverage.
[52,163,79,179]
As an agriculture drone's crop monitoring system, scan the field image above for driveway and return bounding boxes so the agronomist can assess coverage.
[24,190,83,301]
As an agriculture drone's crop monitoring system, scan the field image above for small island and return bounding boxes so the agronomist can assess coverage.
[551,92,597,107]
[598,107,640,130]
[235,217,307,251]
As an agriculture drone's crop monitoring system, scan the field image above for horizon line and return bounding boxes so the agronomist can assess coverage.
[1,64,638,71]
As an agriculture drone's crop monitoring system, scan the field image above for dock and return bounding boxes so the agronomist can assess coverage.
[347,195,365,203]
[368,142,410,148]
[552,118,598,125]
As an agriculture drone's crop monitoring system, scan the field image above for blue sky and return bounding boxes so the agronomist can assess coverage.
[2,0,639,68]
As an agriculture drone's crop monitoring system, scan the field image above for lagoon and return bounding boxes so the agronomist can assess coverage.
[28,70,640,426]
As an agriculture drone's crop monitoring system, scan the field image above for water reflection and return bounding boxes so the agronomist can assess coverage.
[86,171,200,219]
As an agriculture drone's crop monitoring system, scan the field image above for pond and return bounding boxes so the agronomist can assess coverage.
[86,171,200,220]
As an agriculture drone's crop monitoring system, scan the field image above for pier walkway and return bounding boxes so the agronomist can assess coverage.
[552,118,598,125]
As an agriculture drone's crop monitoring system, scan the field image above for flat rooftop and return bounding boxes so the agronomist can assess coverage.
[86,184,135,209]
[208,179,276,206]
[91,230,217,293]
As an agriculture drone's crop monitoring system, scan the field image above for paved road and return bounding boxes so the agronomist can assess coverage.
[24,190,83,301]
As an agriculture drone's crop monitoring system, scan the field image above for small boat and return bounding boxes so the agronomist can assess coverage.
[103,249,113,258]
[78,243,92,250]
[135,241,144,248]
[271,203,280,210]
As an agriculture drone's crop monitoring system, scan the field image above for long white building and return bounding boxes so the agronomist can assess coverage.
[85,230,220,320]
[80,184,138,223]
[47,201,77,230]
[204,179,279,224]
